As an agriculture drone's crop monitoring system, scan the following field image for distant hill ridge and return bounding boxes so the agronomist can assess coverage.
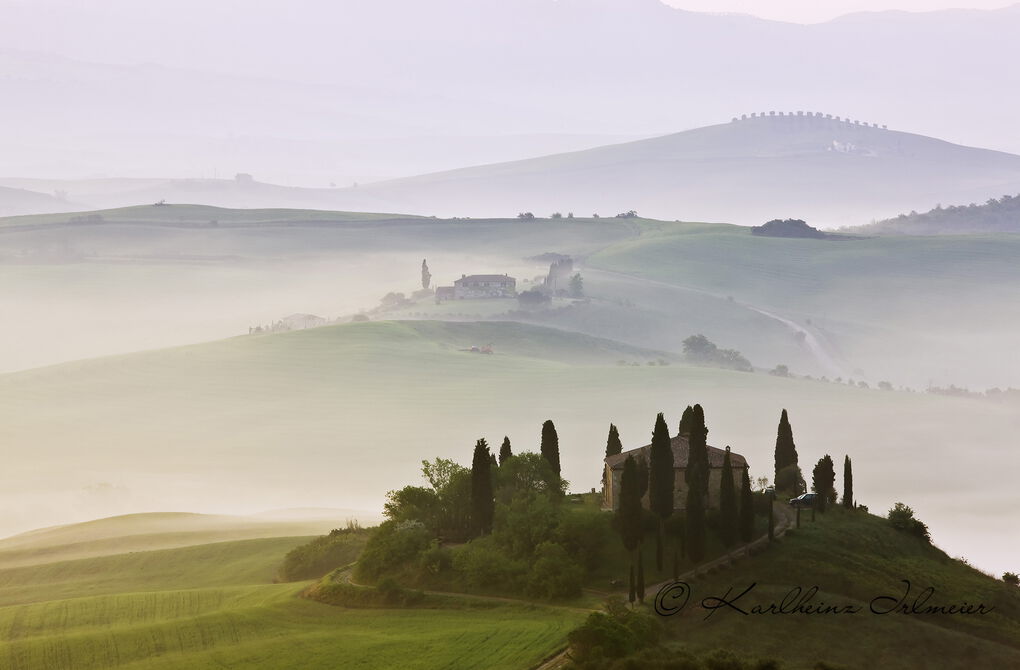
[847,193,1020,235]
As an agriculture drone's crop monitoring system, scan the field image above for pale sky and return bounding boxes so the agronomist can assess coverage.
[662,0,1016,23]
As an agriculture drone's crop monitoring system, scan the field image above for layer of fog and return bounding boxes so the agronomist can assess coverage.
[2,0,1020,191]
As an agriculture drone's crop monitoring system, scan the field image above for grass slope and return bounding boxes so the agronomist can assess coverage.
[673,508,1020,669]
[0,531,580,670]
[0,513,364,570]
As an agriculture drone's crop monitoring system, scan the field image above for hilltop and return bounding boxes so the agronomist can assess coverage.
[328,115,1020,226]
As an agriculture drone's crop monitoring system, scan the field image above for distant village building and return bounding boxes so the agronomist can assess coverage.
[602,434,748,512]
[435,274,517,301]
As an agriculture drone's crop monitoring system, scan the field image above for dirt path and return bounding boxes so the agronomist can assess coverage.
[584,267,847,378]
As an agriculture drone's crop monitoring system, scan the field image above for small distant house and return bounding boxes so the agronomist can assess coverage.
[602,434,748,512]
[280,313,327,330]
[450,274,517,299]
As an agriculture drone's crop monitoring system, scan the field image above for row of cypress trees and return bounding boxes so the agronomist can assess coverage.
[773,408,855,511]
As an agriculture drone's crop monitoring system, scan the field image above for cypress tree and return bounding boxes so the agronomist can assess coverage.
[606,424,623,458]
[811,455,835,513]
[603,423,622,490]
[685,476,706,562]
[686,404,710,495]
[635,455,649,501]
[678,405,694,436]
[842,455,853,509]
[540,420,561,479]
[648,412,674,571]
[774,409,799,490]
[470,438,494,535]
[617,456,644,603]
[421,258,432,289]
[718,447,737,547]
[739,467,754,543]
[498,436,513,466]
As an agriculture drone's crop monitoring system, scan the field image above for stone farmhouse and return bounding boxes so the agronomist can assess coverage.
[436,274,517,301]
[602,434,747,512]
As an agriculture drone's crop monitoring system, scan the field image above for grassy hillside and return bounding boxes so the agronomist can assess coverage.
[0,204,422,228]
[0,530,580,670]
[586,220,1020,387]
[849,192,1020,235]
[0,319,1016,579]
[669,508,1020,669]
[0,512,369,570]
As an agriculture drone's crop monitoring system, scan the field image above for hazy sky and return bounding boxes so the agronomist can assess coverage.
[664,0,1016,22]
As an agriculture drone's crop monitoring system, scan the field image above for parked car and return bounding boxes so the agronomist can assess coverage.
[789,493,817,508]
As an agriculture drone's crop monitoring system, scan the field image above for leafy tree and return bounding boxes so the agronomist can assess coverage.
[648,413,674,570]
[842,455,853,509]
[811,455,836,513]
[569,273,584,298]
[773,409,799,491]
[540,419,561,479]
[499,436,513,466]
[495,452,564,504]
[718,447,738,547]
[518,212,535,220]
[517,289,551,307]
[421,258,431,289]
[682,335,752,372]
[470,439,495,535]
[739,467,754,543]
[1003,572,1019,587]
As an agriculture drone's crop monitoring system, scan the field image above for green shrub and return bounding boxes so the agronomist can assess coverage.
[354,520,433,583]
[278,526,367,581]
[886,502,930,542]
[525,542,584,600]
[452,536,528,590]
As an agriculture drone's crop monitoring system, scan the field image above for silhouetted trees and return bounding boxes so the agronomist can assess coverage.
[774,409,802,493]
[811,455,836,513]
[617,455,644,604]
[606,424,623,458]
[685,404,709,562]
[470,439,494,535]
[540,420,561,479]
[499,436,513,466]
[678,405,694,437]
[648,413,674,570]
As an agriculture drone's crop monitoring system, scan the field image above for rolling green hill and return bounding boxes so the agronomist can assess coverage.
[0,528,580,670]
[0,319,1016,581]
[0,512,369,570]
[668,508,1020,669]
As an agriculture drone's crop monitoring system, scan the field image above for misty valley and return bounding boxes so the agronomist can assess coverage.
[2,1,1020,668]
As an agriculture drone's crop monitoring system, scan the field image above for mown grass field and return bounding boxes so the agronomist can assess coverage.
[0,527,582,670]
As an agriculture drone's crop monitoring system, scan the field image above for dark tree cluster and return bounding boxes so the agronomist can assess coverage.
[682,334,753,372]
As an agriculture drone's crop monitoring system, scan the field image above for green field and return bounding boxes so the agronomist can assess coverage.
[665,508,1020,669]
[0,524,580,670]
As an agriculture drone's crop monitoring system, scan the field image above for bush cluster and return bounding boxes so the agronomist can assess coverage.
[278,525,367,581]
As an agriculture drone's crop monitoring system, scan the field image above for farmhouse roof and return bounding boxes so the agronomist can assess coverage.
[605,435,747,471]
[455,274,515,283]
